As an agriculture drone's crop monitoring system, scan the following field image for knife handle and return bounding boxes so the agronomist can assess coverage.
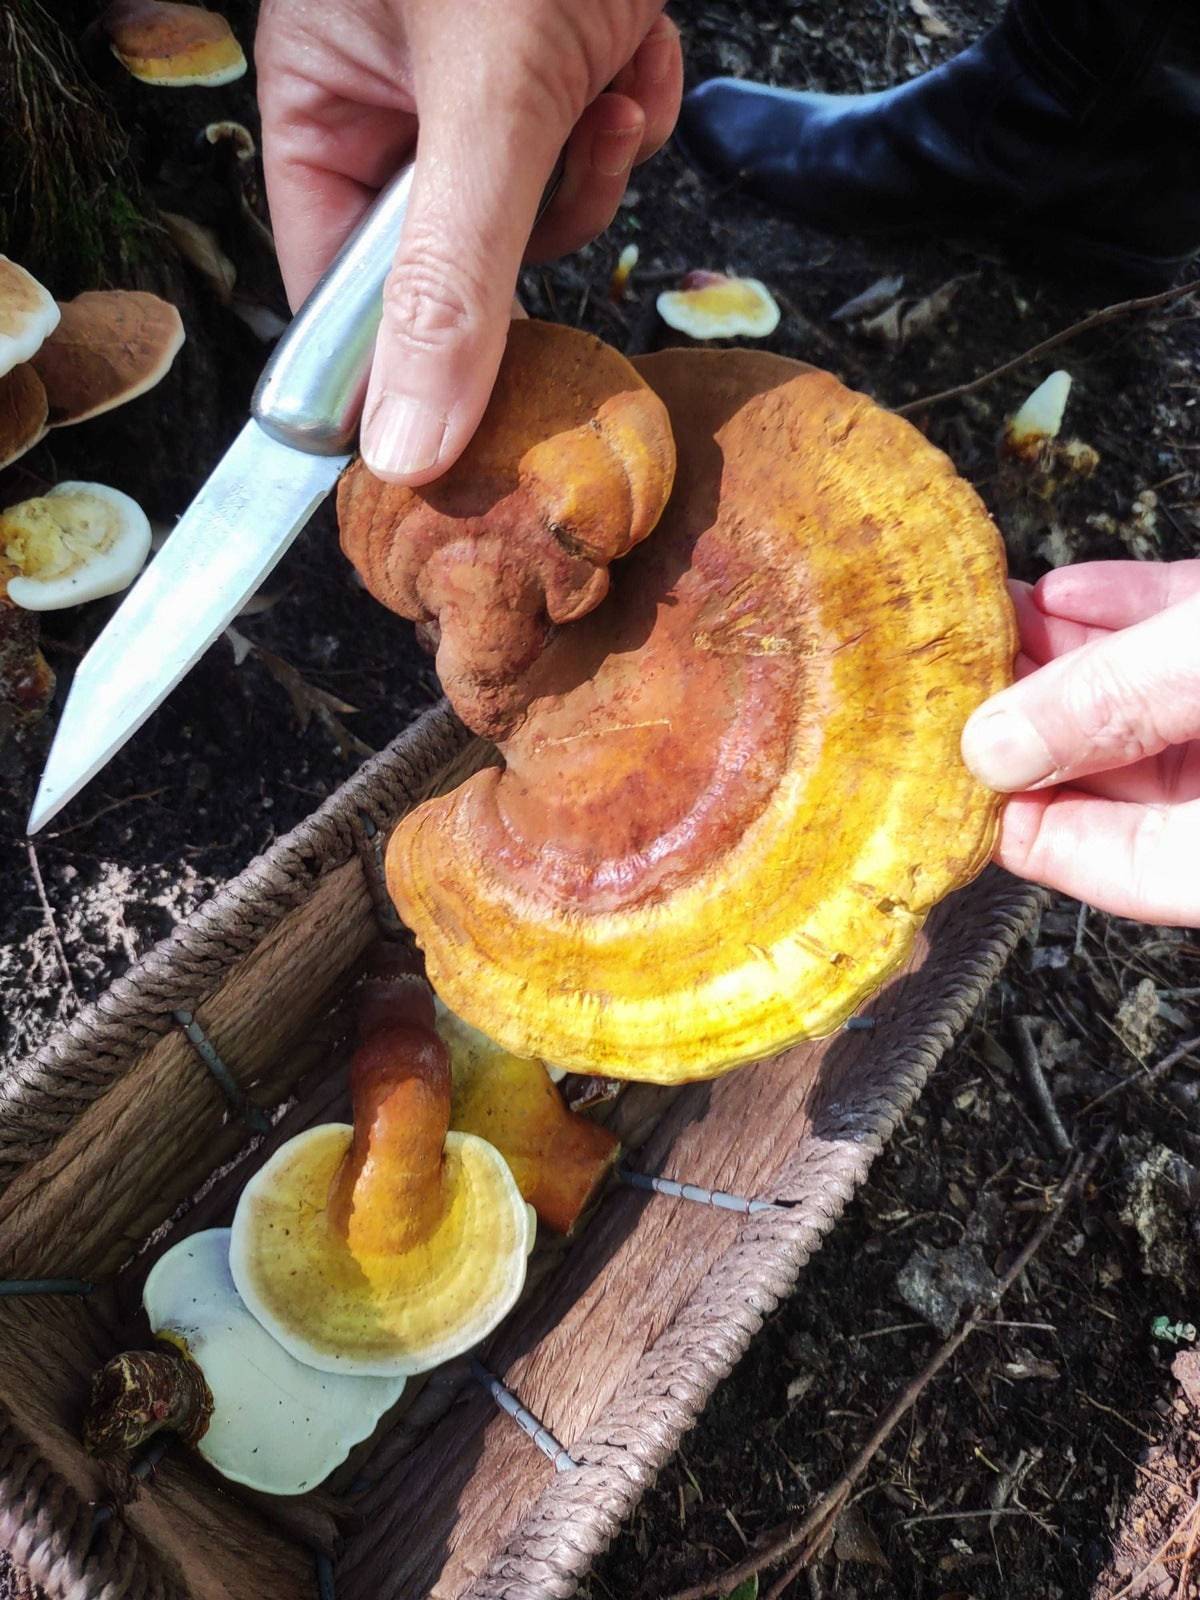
[251,163,417,457]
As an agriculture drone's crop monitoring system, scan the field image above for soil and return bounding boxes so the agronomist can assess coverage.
[2,1,1199,1598]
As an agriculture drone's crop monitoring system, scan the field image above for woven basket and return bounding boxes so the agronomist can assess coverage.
[0,703,1040,1600]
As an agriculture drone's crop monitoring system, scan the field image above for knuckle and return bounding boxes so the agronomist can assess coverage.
[381,251,484,353]
[1063,656,1160,765]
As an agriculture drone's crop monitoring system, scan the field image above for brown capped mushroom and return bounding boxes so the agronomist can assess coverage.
[0,365,49,470]
[387,348,1014,1083]
[31,291,184,426]
[102,0,247,87]
[0,258,60,380]
[338,319,675,738]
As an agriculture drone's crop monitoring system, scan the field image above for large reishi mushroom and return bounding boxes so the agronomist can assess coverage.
[1,483,152,610]
[386,349,1015,1083]
[0,364,49,470]
[338,319,675,738]
[0,258,60,378]
[229,949,532,1376]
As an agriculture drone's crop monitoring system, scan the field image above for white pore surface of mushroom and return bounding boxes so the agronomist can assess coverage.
[1006,370,1073,451]
[2,483,151,611]
[656,272,781,340]
[145,1229,406,1495]
[0,258,60,379]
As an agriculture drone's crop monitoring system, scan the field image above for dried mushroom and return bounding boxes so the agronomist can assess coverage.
[229,949,532,1375]
[386,347,1014,1083]
[338,319,675,737]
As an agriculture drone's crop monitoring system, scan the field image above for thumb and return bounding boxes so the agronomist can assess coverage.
[360,99,561,486]
[962,590,1200,792]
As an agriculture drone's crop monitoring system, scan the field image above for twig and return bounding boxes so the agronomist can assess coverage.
[665,1138,1110,1600]
[25,840,78,1009]
[1079,1032,1200,1115]
[1013,1016,1072,1156]
[896,277,1200,416]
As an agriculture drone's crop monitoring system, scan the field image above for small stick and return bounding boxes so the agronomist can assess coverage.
[25,841,78,1008]
[1079,1032,1200,1114]
[1013,1016,1072,1156]
[896,276,1200,417]
[665,1137,1110,1600]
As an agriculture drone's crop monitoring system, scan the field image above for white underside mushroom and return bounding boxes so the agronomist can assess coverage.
[145,1229,406,1495]
[2,482,152,610]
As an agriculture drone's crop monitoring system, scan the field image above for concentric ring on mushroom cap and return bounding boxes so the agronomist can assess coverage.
[387,349,1015,1084]
[229,1126,531,1377]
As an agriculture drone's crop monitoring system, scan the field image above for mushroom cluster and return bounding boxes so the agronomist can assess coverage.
[85,949,616,1490]
[340,324,1015,1084]
[0,261,183,724]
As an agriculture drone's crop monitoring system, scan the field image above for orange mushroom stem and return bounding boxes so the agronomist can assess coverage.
[327,963,451,1256]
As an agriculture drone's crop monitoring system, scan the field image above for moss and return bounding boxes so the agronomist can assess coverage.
[0,0,154,290]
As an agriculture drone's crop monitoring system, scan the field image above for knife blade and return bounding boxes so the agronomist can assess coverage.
[26,160,420,834]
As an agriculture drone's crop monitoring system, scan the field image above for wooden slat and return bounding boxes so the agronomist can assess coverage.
[0,858,376,1281]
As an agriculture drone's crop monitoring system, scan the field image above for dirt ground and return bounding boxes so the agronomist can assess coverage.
[2,1,1199,1597]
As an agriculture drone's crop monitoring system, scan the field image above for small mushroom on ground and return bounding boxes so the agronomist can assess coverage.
[84,1230,405,1493]
[1,483,152,610]
[656,270,781,340]
[338,319,675,738]
[31,290,184,426]
[0,258,59,378]
[386,346,1014,1083]
[229,950,532,1376]
[1002,370,1072,459]
[438,1001,620,1234]
[102,0,247,86]
[0,364,49,470]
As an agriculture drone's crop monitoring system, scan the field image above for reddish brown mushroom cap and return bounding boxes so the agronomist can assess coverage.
[387,349,1015,1083]
[102,0,247,86]
[0,365,49,470]
[338,319,675,738]
[31,291,184,426]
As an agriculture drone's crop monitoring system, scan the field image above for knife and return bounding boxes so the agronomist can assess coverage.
[26,162,426,835]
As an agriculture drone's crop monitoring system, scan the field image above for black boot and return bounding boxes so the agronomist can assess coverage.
[677,0,1200,286]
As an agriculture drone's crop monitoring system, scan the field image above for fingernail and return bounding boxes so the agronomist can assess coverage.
[362,393,447,480]
[639,33,676,87]
[594,127,639,178]
[961,705,1056,792]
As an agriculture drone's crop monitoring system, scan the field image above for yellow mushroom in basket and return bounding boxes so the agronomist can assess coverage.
[229,948,533,1377]
[365,342,1014,1084]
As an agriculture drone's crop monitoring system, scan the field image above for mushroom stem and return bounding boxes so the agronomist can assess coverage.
[84,1345,213,1455]
[327,956,454,1256]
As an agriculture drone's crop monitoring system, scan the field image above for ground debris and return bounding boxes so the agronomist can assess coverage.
[894,1192,1004,1336]
[1118,1135,1200,1292]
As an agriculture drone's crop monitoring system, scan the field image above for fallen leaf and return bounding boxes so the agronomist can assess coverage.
[910,0,953,37]
[830,273,904,324]
[834,1501,889,1569]
[901,277,966,342]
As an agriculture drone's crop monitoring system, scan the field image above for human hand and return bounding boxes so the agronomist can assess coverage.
[255,0,681,485]
[961,560,1200,924]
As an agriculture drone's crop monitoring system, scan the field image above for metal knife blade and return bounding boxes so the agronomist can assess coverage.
[27,422,347,833]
